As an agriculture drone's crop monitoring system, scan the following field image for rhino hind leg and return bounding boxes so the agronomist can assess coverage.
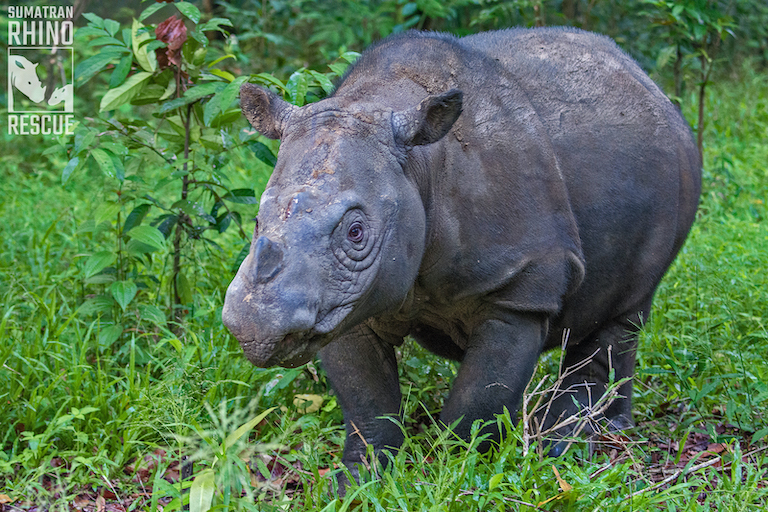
[542,308,651,455]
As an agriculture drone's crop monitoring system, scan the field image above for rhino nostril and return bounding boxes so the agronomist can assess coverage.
[253,236,284,284]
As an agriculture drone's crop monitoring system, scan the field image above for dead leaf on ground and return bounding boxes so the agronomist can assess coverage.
[96,495,106,512]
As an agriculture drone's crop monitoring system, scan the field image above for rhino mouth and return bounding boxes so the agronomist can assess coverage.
[240,331,331,368]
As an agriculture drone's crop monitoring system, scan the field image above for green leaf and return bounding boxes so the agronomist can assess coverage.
[132,19,157,73]
[176,272,193,305]
[84,251,116,279]
[247,141,277,167]
[88,36,125,48]
[256,458,271,479]
[94,201,121,226]
[110,151,125,182]
[308,70,335,96]
[231,243,250,273]
[186,82,226,101]
[98,142,128,157]
[207,54,235,68]
[488,472,504,490]
[176,2,202,24]
[340,51,360,64]
[222,188,258,204]
[139,2,166,22]
[160,77,177,101]
[111,280,138,311]
[199,134,224,151]
[75,26,108,39]
[209,69,235,82]
[74,129,97,155]
[62,156,80,185]
[99,324,123,349]
[90,148,116,177]
[130,225,167,251]
[123,204,151,234]
[286,70,308,106]
[139,304,166,325]
[210,109,241,127]
[131,84,168,105]
[252,73,286,92]
[328,62,349,77]
[402,2,418,17]
[86,275,117,286]
[157,82,224,114]
[156,97,189,115]
[83,12,104,28]
[161,337,184,354]
[42,144,64,157]
[75,51,126,85]
[144,40,167,53]
[79,295,115,316]
[189,469,214,512]
[100,71,152,112]
[223,408,277,452]
[171,199,204,218]
[218,76,248,112]
[189,27,209,47]
[109,54,133,88]
[199,18,233,33]
[203,94,221,126]
[126,239,159,256]
[752,426,768,443]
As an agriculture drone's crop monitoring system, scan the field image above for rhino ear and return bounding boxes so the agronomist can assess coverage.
[240,82,298,140]
[392,89,463,147]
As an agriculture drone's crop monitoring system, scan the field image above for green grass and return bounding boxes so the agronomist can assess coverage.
[1,62,767,510]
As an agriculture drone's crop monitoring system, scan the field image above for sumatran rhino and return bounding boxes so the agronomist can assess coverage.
[223,27,701,474]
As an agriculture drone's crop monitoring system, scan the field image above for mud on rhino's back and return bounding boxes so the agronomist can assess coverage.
[461,28,702,343]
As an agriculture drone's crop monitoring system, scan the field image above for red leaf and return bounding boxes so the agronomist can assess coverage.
[155,16,187,69]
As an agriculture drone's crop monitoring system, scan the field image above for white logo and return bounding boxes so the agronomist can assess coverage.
[7,5,76,135]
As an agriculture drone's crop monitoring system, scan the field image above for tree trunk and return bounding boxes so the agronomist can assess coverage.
[673,44,682,109]
[172,104,193,326]
[697,58,706,157]
[562,0,576,23]
[534,0,546,27]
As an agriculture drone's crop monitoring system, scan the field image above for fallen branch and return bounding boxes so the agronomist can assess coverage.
[414,480,549,511]
[629,444,768,498]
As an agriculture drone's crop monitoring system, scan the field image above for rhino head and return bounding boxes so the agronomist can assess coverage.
[222,83,462,367]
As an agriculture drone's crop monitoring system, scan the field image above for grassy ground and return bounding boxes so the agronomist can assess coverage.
[1,63,767,510]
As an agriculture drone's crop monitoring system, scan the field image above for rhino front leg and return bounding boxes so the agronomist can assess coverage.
[440,312,548,448]
[319,323,403,485]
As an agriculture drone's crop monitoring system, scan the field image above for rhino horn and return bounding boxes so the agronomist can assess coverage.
[251,235,284,284]
[240,82,298,140]
[392,88,463,147]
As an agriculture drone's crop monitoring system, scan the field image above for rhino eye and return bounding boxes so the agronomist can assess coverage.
[334,212,375,270]
[347,222,364,243]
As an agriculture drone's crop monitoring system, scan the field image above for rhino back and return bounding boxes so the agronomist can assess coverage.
[463,28,701,338]
[334,29,700,344]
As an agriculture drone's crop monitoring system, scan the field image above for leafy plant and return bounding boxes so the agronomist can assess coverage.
[64,2,354,332]
[642,0,735,154]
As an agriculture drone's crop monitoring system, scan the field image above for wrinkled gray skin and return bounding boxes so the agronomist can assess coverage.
[223,27,701,481]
